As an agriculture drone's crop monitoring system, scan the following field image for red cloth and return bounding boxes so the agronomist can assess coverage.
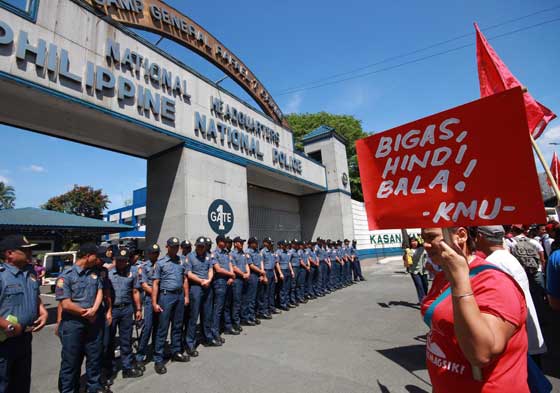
[420,256,528,393]
[548,152,560,188]
[475,23,556,139]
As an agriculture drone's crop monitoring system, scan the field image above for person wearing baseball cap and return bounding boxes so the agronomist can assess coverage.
[230,236,250,330]
[288,240,303,307]
[0,235,47,393]
[180,240,192,257]
[211,235,237,339]
[105,248,143,380]
[275,239,291,311]
[135,244,161,367]
[56,242,106,392]
[260,237,279,317]
[244,237,267,324]
[472,225,547,359]
[185,237,218,350]
[151,237,190,375]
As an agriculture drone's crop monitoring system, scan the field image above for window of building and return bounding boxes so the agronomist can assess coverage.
[0,0,39,21]
[308,150,323,165]
[122,217,133,226]
[137,215,146,227]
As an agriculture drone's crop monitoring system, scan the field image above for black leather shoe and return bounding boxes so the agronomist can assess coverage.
[122,367,143,378]
[253,319,261,325]
[360,277,366,281]
[134,361,146,372]
[224,329,240,335]
[280,306,289,311]
[288,304,296,308]
[203,339,222,347]
[258,314,272,320]
[271,309,282,314]
[219,336,226,344]
[186,347,199,357]
[172,352,190,362]
[154,363,167,375]
[241,320,256,326]
[300,299,308,304]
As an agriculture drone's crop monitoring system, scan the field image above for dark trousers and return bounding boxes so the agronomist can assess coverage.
[186,285,214,349]
[0,333,32,393]
[296,267,307,300]
[310,265,320,295]
[260,269,276,314]
[242,273,259,322]
[331,262,341,288]
[410,273,428,303]
[279,269,291,307]
[232,278,247,327]
[212,279,229,339]
[290,267,301,303]
[222,282,234,331]
[136,297,158,362]
[320,262,330,291]
[106,305,134,372]
[59,317,103,393]
[352,258,364,280]
[154,291,184,363]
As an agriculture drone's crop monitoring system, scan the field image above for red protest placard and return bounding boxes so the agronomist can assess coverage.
[356,87,546,230]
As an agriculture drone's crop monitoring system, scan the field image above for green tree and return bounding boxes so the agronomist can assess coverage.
[42,185,109,219]
[0,182,15,209]
[285,112,367,201]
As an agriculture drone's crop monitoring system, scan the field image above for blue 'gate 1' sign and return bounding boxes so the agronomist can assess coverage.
[208,199,234,235]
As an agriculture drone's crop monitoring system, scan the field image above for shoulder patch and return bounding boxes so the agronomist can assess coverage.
[56,278,65,288]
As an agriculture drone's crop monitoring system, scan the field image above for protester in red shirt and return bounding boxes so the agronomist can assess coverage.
[420,227,528,393]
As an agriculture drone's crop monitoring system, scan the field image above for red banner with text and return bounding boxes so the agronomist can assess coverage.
[356,88,546,230]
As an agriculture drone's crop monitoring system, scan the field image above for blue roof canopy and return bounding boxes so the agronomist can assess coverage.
[302,125,347,145]
[0,208,132,234]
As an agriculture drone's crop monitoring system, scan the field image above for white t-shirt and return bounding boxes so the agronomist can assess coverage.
[486,249,547,355]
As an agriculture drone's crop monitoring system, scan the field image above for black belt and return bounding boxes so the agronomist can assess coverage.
[113,303,131,309]
[160,289,182,294]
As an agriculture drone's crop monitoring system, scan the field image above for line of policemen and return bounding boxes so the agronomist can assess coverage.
[0,233,364,393]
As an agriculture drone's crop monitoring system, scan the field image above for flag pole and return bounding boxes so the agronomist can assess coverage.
[530,134,560,205]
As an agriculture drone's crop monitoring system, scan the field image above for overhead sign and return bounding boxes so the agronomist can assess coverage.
[208,199,234,235]
[356,88,546,229]
[81,0,287,128]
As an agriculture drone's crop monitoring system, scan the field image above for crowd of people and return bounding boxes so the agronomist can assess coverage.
[407,223,560,393]
[0,233,365,393]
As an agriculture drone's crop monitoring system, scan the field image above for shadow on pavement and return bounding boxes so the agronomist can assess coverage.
[377,301,420,310]
[376,379,429,393]
[378,344,431,387]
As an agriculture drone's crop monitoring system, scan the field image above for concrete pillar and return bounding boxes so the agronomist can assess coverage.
[146,145,250,246]
[300,126,354,241]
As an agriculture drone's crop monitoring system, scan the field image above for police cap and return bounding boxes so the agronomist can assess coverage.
[167,237,180,247]
[263,237,273,244]
[248,237,258,245]
[225,236,233,243]
[0,234,38,251]
[145,244,161,254]
[233,236,246,244]
[195,237,206,247]
[115,248,130,260]
[215,235,226,243]
[180,240,192,248]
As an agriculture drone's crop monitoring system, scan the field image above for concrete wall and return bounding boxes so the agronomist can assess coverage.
[147,145,249,245]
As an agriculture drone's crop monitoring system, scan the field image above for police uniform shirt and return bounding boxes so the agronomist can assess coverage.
[186,251,216,279]
[152,255,187,291]
[350,246,357,257]
[303,248,312,266]
[289,249,302,267]
[231,249,249,273]
[0,264,40,330]
[139,260,157,288]
[56,264,103,309]
[275,249,291,270]
[247,248,263,271]
[261,248,277,270]
[316,246,327,262]
[213,248,232,278]
[108,266,137,306]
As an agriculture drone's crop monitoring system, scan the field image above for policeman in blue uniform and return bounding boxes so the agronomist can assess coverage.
[186,237,217,349]
[152,237,190,375]
[326,240,338,290]
[136,244,160,365]
[244,237,266,324]
[105,249,143,379]
[258,237,278,318]
[297,241,311,302]
[180,240,192,257]
[275,241,292,311]
[0,235,47,393]
[289,240,304,306]
[343,239,353,285]
[304,241,317,300]
[230,237,250,329]
[351,240,366,281]
[315,239,328,295]
[211,235,236,339]
[95,247,115,389]
[56,243,107,393]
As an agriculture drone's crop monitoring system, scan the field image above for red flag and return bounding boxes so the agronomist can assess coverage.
[549,152,560,188]
[475,23,556,139]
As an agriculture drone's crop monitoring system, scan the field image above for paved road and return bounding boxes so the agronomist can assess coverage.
[30,257,559,393]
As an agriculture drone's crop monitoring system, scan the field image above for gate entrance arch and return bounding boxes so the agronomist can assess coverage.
[0,0,354,244]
